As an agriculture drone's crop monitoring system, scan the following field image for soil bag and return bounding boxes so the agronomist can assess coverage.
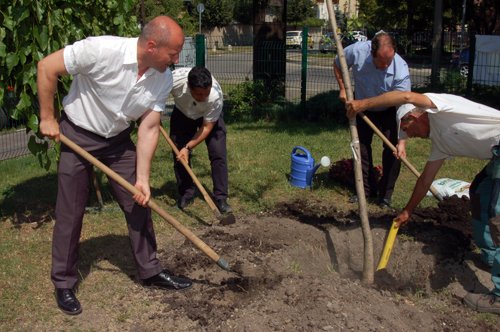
[426,178,470,198]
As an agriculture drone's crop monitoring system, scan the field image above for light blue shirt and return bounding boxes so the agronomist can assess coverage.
[336,41,411,111]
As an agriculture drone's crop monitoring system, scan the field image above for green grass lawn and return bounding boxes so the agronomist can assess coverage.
[0,119,487,329]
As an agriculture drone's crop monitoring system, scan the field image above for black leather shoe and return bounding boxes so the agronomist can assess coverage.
[55,288,82,315]
[348,195,358,203]
[378,198,392,209]
[142,270,192,290]
[177,196,194,210]
[216,198,232,213]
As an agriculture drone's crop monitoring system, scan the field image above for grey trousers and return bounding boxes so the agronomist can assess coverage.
[51,114,163,289]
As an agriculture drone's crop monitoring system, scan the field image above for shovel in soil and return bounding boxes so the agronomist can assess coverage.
[376,219,400,270]
[59,133,232,272]
[159,125,235,226]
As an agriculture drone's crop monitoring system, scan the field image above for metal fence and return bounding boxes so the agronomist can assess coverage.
[2,30,499,161]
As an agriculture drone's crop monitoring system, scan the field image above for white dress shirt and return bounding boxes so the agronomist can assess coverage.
[62,36,172,138]
[425,93,500,161]
[171,67,223,122]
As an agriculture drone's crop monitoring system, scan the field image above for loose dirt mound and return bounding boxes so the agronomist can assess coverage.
[145,196,499,331]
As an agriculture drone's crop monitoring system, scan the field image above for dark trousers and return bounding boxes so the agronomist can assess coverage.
[357,107,401,201]
[169,107,228,200]
[52,114,163,289]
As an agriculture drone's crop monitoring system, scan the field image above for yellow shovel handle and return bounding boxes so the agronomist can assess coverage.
[376,219,400,271]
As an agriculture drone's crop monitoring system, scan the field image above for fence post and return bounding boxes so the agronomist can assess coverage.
[195,34,205,67]
[466,34,475,97]
[301,26,309,108]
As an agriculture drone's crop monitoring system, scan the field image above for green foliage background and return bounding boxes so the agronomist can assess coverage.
[136,0,196,35]
[0,0,140,167]
[0,0,140,118]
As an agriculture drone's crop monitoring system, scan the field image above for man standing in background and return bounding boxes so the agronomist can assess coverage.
[169,66,232,214]
[334,31,411,208]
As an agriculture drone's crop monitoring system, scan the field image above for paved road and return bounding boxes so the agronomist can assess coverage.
[207,50,430,100]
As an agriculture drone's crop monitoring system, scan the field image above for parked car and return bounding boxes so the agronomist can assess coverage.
[319,32,335,53]
[351,31,368,42]
[342,30,368,48]
[451,47,470,77]
[286,30,313,49]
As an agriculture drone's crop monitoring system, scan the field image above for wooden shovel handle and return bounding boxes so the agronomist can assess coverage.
[59,133,229,270]
[359,114,443,201]
[159,126,222,216]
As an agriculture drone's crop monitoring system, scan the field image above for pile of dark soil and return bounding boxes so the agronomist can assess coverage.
[145,196,498,331]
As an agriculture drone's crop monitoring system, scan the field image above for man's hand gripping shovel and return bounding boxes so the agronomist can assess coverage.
[59,133,233,272]
[159,125,235,225]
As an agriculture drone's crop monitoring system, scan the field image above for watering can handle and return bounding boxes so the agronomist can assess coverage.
[291,146,311,159]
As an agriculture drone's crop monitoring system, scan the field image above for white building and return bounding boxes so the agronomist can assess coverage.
[316,0,359,20]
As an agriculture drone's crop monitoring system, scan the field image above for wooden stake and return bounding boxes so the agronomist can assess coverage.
[326,0,374,284]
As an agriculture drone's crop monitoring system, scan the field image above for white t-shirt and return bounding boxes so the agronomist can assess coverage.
[424,93,500,161]
[63,36,172,138]
[171,67,223,122]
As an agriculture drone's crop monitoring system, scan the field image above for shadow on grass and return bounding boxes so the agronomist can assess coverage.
[0,172,175,225]
[152,179,178,202]
[232,120,346,137]
[0,173,58,225]
[78,234,137,283]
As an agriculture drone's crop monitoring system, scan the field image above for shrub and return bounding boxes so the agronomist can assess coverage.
[303,90,347,123]
[226,79,292,122]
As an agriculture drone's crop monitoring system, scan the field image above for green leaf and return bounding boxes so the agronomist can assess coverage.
[19,52,26,65]
[113,15,124,26]
[17,91,32,110]
[43,153,51,171]
[0,41,6,57]
[39,26,48,51]
[6,53,19,74]
[28,135,40,154]
[3,16,15,31]
[18,9,30,23]
[36,1,44,21]
[27,113,39,133]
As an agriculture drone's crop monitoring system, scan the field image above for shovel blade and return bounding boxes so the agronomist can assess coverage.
[376,219,400,270]
[219,212,236,225]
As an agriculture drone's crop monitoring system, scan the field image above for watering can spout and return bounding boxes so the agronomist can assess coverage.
[307,156,331,183]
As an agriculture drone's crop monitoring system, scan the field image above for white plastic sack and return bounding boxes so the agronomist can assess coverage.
[426,178,470,199]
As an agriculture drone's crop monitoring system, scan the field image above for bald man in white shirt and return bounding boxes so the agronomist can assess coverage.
[169,66,231,214]
[37,16,192,316]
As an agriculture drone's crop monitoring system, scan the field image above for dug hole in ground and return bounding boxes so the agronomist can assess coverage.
[63,193,498,331]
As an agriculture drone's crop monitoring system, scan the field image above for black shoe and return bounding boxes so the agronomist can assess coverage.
[55,288,82,315]
[378,198,392,209]
[216,198,232,213]
[348,195,358,203]
[177,196,194,210]
[142,270,192,290]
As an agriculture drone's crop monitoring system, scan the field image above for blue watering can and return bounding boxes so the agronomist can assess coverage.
[289,146,331,189]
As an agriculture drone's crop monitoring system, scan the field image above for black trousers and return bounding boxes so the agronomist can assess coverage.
[52,114,163,289]
[169,107,229,200]
[357,107,401,202]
